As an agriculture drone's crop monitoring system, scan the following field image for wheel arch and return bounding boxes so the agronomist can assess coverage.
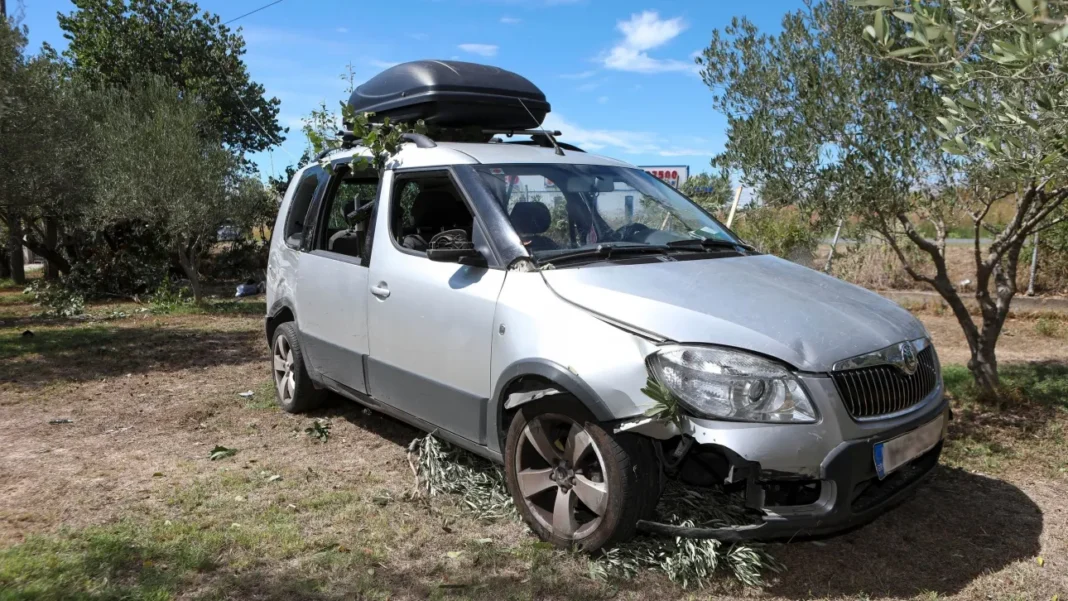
[265,300,296,345]
[490,359,615,454]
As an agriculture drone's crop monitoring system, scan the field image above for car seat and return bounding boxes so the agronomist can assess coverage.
[402,186,472,252]
[509,202,558,252]
[328,200,363,258]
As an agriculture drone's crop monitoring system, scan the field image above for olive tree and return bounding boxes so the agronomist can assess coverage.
[850,0,1068,392]
[92,79,269,302]
[0,22,98,282]
[699,0,1058,394]
[680,172,733,213]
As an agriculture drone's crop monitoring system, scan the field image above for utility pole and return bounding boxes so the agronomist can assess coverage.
[1,0,7,19]
[1026,232,1039,296]
[824,218,845,273]
[726,186,743,228]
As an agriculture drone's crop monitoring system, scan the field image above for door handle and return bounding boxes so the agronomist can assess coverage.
[370,283,390,299]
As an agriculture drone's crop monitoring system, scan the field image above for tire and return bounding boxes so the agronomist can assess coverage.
[504,397,658,552]
[270,322,327,413]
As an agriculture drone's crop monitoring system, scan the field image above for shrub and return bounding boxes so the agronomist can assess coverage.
[731,205,820,265]
[831,241,932,290]
[202,239,268,281]
[63,222,172,300]
[24,280,86,317]
[1034,317,1060,338]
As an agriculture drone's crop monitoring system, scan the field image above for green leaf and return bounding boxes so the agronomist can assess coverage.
[850,0,895,6]
[940,141,966,156]
[1038,23,1068,52]
[874,9,887,42]
[1013,0,1034,15]
[209,445,237,461]
[888,46,924,57]
[891,10,915,23]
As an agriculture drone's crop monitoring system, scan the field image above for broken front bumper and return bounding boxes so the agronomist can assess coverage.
[632,374,949,542]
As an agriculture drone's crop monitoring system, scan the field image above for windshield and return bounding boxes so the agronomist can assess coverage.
[471,164,741,260]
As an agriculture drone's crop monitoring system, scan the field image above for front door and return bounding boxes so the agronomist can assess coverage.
[295,171,380,395]
[366,169,505,444]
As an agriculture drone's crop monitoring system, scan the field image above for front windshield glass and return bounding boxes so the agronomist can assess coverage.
[471,164,741,259]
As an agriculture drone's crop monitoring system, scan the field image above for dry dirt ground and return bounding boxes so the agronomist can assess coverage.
[1,285,1066,601]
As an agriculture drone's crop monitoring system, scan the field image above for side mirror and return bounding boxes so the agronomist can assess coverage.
[426,247,486,266]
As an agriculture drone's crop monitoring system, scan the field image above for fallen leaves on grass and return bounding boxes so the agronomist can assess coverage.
[305,419,331,443]
[208,445,237,461]
[407,433,781,589]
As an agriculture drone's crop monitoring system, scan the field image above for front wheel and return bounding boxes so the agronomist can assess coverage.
[504,398,655,552]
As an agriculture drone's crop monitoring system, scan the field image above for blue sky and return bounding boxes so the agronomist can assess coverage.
[15,0,805,180]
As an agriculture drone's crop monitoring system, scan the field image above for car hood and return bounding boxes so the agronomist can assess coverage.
[539,254,925,372]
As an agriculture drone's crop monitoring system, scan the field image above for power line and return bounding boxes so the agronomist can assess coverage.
[223,0,285,26]
[216,0,297,163]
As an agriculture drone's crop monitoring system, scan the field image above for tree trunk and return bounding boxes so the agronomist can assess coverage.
[6,216,25,285]
[176,245,203,304]
[0,247,10,280]
[43,218,59,281]
[968,341,999,397]
[20,235,72,276]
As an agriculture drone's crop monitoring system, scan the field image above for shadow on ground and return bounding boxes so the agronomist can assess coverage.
[769,466,1042,598]
[0,324,265,387]
[315,394,425,450]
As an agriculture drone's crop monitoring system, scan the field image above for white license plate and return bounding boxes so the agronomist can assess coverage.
[873,414,945,480]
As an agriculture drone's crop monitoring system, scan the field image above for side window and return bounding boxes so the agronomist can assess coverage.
[283,170,322,249]
[313,173,379,259]
[389,173,474,254]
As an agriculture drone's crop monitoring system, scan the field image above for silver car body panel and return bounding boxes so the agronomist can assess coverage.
[539,254,926,372]
[364,169,506,445]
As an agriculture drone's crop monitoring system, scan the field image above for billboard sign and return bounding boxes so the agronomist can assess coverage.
[640,166,689,189]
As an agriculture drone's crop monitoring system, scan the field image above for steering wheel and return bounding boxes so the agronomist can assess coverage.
[614,222,655,244]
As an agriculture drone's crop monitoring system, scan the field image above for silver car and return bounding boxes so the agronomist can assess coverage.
[265,136,948,551]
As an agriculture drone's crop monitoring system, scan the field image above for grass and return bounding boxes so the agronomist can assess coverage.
[941,362,1068,476]
[2,289,1066,600]
[1035,317,1062,338]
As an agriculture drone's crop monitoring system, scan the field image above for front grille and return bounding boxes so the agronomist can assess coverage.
[832,346,938,419]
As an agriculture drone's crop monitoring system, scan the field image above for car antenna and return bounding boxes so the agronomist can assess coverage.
[517,97,564,156]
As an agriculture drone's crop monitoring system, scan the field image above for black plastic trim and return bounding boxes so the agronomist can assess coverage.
[488,358,616,453]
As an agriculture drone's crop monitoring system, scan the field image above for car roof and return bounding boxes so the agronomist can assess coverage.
[322,141,635,171]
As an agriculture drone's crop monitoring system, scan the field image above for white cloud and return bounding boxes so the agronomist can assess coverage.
[597,96,609,104]
[542,113,658,154]
[458,43,499,57]
[542,113,714,158]
[577,81,600,92]
[369,59,399,69]
[601,11,695,74]
[409,32,429,41]
[337,27,349,34]
[500,16,522,24]
[560,70,598,79]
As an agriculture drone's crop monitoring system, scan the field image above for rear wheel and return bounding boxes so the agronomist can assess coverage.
[271,322,326,413]
[504,398,655,551]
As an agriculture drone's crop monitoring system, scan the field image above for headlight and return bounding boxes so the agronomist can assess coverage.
[647,346,818,423]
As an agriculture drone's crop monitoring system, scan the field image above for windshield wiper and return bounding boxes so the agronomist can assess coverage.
[541,243,672,265]
[667,238,756,253]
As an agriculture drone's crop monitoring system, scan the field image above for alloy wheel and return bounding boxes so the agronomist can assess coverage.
[272,335,295,405]
[514,415,609,540]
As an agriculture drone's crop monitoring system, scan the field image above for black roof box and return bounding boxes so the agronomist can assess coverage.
[347,60,550,130]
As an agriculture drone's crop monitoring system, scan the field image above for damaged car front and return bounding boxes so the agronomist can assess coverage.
[478,162,949,542]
